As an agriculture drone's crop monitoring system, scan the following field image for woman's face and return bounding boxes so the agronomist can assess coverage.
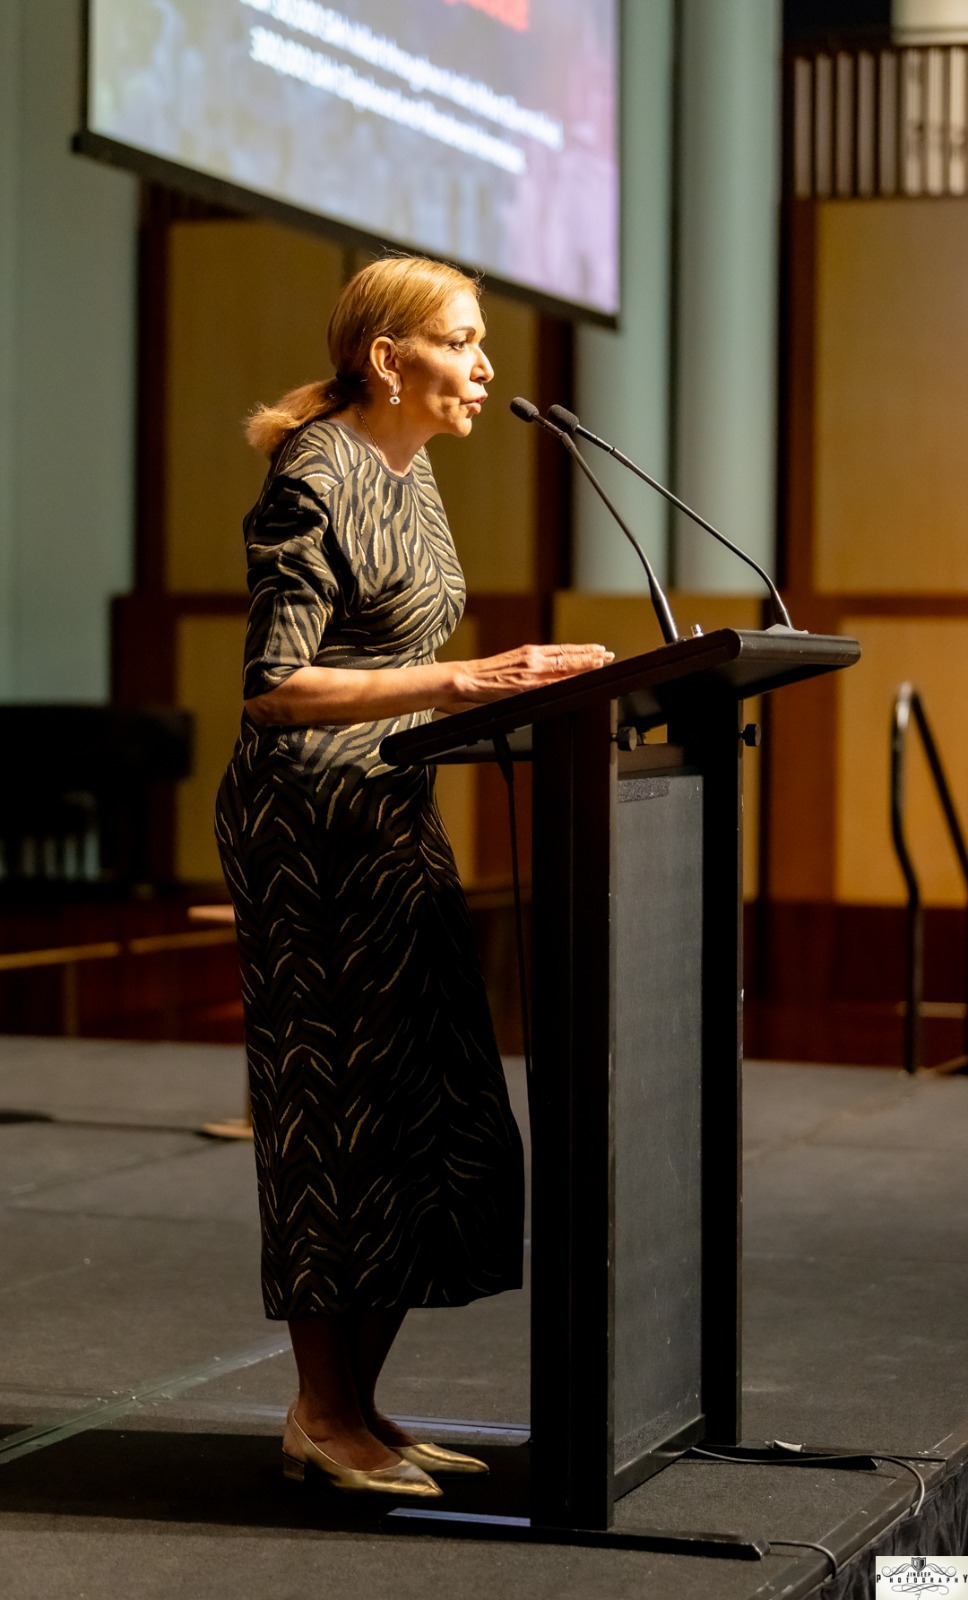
[394,288,494,440]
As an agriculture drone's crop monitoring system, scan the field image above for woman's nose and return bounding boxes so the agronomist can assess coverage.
[476,351,494,383]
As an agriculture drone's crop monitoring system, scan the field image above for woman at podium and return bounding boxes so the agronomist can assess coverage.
[215,254,611,1497]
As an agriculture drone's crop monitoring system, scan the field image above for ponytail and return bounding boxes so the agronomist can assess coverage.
[245,372,367,457]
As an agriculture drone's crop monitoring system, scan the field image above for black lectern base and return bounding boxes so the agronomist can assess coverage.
[380,1434,913,1562]
[385,1505,768,1561]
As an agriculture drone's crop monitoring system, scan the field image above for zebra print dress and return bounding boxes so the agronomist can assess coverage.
[215,418,524,1319]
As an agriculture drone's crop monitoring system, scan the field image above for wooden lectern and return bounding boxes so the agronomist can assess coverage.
[382,627,860,1544]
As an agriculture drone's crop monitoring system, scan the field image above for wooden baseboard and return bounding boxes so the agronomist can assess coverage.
[0,889,528,1055]
[744,900,967,1067]
[4,891,961,1068]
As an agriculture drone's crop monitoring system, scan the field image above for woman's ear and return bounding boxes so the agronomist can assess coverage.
[368,335,399,387]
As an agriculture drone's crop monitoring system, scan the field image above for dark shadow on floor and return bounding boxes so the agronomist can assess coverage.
[0,1427,532,1532]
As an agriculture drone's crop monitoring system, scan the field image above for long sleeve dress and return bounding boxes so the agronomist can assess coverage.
[215,418,525,1320]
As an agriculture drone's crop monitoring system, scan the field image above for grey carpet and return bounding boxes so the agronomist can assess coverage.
[0,1039,965,1599]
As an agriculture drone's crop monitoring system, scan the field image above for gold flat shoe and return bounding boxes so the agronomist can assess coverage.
[400,1441,489,1475]
[282,1413,442,1498]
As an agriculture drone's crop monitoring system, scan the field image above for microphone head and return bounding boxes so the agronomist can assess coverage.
[547,404,579,434]
[509,396,540,423]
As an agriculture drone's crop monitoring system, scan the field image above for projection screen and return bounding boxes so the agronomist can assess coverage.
[81,0,620,319]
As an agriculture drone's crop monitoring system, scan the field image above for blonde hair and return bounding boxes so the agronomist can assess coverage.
[246,255,481,457]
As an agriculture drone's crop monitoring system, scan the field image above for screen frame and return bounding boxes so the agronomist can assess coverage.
[74,0,621,329]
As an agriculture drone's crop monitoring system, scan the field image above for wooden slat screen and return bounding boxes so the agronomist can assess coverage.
[790,45,967,198]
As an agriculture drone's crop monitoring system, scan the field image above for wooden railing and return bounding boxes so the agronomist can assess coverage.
[789,44,968,198]
[0,921,237,1037]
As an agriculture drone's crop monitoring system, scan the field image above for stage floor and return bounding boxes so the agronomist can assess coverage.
[0,1039,965,1599]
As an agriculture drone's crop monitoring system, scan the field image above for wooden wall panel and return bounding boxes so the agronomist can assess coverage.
[552,591,763,660]
[762,651,841,903]
[174,613,246,883]
[814,200,968,595]
[165,220,345,593]
[837,614,968,905]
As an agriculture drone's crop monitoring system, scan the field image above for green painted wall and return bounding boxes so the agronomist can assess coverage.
[0,0,138,702]
[573,0,675,591]
[673,0,782,592]
[573,0,782,600]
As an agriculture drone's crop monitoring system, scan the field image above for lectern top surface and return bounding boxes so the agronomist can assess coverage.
[381,627,860,767]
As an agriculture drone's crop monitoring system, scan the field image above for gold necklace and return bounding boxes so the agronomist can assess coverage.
[354,405,388,465]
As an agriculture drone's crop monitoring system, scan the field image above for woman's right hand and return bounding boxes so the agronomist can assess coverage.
[442,643,614,711]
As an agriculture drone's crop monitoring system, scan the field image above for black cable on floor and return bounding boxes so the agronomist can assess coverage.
[870,1455,928,1517]
[690,1444,928,1515]
[767,1539,839,1578]
[690,1442,932,1574]
[494,733,533,1120]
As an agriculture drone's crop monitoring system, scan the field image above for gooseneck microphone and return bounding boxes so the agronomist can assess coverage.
[510,397,681,647]
[546,404,795,632]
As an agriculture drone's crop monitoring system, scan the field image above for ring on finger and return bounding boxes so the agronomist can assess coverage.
[556,651,563,670]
